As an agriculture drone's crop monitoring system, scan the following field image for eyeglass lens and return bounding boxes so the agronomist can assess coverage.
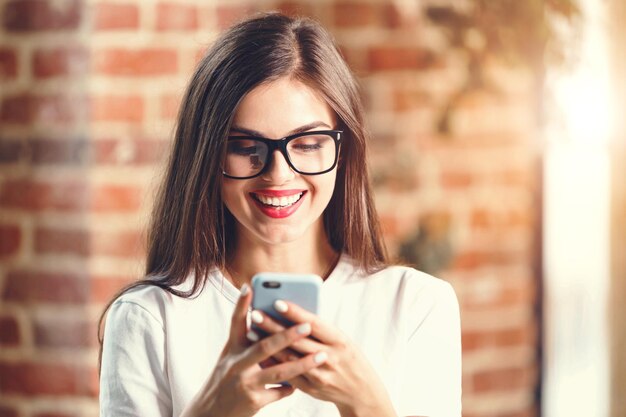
[223,133,337,178]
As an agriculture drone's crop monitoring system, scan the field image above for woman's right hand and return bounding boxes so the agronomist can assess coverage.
[180,284,326,417]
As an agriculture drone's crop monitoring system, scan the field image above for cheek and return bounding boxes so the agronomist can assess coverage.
[313,173,338,206]
[221,181,246,214]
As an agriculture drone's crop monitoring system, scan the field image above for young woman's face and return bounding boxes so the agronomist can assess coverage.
[221,77,339,247]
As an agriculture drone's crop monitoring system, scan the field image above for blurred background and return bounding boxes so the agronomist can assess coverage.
[0,0,624,416]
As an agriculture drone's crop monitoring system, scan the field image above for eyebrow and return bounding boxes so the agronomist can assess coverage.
[229,121,332,138]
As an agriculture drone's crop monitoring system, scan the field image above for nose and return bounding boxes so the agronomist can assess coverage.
[260,149,295,183]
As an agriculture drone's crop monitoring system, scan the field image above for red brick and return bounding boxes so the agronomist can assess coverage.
[3,0,83,32]
[93,3,139,30]
[1,94,38,124]
[0,94,85,125]
[335,2,404,29]
[494,168,535,188]
[0,224,21,258]
[2,270,89,304]
[92,95,144,122]
[91,276,135,302]
[334,2,379,27]
[336,45,362,73]
[160,93,181,119]
[91,184,143,212]
[367,46,437,71]
[34,227,145,258]
[93,138,168,165]
[30,138,89,165]
[379,214,399,237]
[471,209,533,231]
[0,405,19,417]
[274,2,314,17]
[93,229,144,258]
[462,326,535,351]
[392,88,431,112]
[33,46,88,78]
[194,47,208,64]
[0,47,18,79]
[93,48,178,76]
[496,408,536,417]
[425,133,530,149]
[440,171,473,188]
[156,3,198,31]
[0,140,23,164]
[216,5,257,30]
[34,317,94,348]
[462,281,536,311]
[452,249,527,269]
[0,315,21,346]
[0,181,142,214]
[35,227,89,256]
[472,367,532,392]
[0,361,97,397]
[0,179,88,212]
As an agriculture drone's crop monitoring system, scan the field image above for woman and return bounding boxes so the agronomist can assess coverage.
[99,12,461,417]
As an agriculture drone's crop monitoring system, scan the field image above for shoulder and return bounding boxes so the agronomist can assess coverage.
[108,273,220,327]
[108,284,175,329]
[338,255,458,309]
[361,263,459,320]
[370,266,461,344]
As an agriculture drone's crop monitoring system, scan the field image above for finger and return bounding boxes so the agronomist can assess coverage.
[286,374,313,392]
[251,310,323,355]
[229,283,252,346]
[256,350,328,385]
[271,348,301,364]
[273,300,343,345]
[259,357,279,369]
[294,365,327,387]
[239,322,312,368]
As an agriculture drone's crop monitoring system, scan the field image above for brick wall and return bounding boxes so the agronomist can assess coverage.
[0,1,541,416]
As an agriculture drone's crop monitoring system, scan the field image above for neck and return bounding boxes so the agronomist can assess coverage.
[225,227,339,289]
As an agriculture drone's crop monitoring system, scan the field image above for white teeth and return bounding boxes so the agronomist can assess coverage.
[254,192,303,208]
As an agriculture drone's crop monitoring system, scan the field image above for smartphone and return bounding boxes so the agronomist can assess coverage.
[251,272,322,331]
[251,273,322,386]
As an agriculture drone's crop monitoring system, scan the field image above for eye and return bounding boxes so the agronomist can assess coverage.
[227,140,260,156]
[289,135,330,153]
[233,146,258,156]
[292,143,322,152]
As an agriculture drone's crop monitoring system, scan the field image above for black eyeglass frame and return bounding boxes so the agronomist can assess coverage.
[222,130,343,180]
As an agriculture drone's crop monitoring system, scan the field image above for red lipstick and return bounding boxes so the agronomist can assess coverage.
[249,190,306,219]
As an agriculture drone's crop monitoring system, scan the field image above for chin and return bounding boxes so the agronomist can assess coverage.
[255,225,305,246]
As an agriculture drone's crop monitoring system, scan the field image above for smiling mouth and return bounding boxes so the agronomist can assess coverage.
[251,192,305,209]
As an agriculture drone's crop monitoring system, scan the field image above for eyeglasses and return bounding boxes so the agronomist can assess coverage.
[222,130,343,180]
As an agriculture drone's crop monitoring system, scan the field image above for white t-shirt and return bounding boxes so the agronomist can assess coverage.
[99,254,462,417]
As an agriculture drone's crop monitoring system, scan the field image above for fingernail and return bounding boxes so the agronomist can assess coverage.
[251,310,264,324]
[313,351,327,364]
[246,330,259,342]
[240,284,249,297]
[274,299,288,313]
[296,323,311,335]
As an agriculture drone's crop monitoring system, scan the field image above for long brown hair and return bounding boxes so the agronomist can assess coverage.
[98,12,387,368]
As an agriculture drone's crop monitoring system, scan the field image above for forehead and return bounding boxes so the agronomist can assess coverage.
[232,77,337,138]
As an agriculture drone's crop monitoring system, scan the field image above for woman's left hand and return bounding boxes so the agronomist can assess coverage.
[249,300,398,417]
